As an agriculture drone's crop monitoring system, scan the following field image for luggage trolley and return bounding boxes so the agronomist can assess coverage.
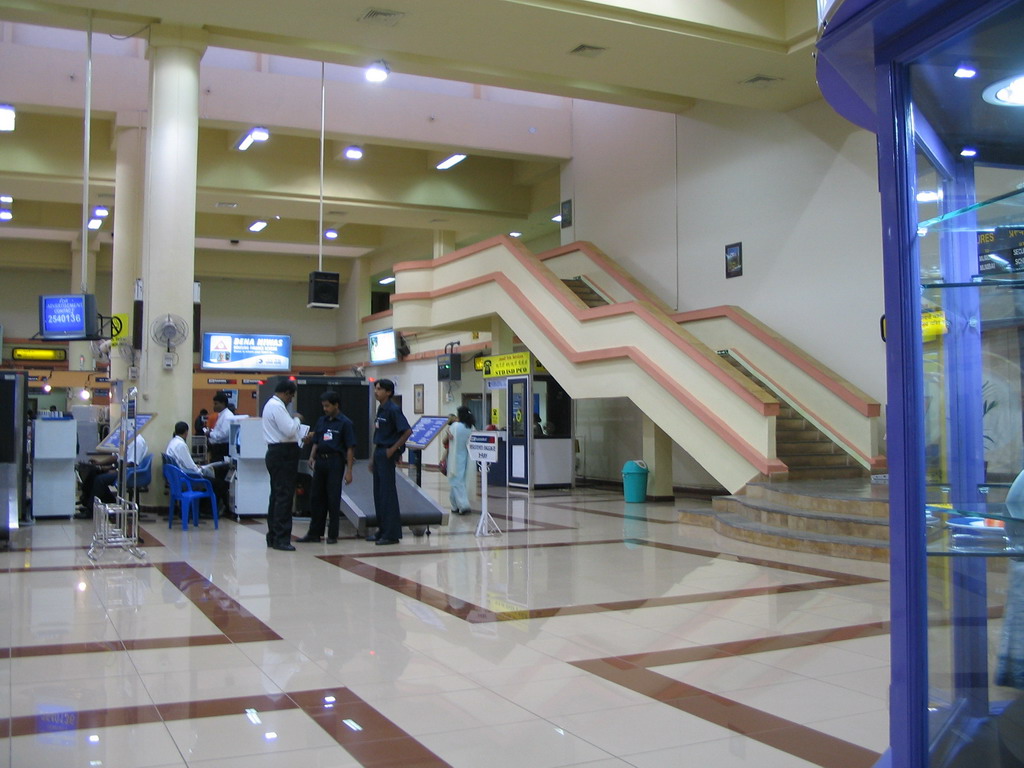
[88,385,146,561]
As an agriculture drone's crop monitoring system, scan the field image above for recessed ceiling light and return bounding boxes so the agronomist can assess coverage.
[249,220,268,232]
[509,231,522,237]
[87,218,103,230]
[551,214,562,222]
[960,147,978,158]
[954,64,977,79]
[378,276,396,285]
[0,209,12,221]
[324,229,338,239]
[344,145,363,160]
[984,74,1024,106]
[93,206,109,217]
[436,154,466,170]
[0,104,14,132]
[365,60,390,83]
[0,195,11,203]
[215,201,238,208]
[916,190,942,203]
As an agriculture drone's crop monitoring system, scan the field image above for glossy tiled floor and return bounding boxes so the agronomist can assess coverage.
[0,477,890,767]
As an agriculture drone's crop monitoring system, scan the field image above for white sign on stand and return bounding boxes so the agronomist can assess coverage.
[468,432,502,537]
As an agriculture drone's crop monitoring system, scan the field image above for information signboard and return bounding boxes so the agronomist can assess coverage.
[468,431,500,463]
[407,416,450,449]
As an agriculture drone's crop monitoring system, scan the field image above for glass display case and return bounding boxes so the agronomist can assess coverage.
[818,0,1024,765]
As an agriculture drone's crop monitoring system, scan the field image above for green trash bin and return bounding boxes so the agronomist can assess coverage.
[622,460,649,503]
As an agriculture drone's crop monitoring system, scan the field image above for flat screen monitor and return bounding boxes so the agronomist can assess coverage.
[368,328,398,364]
[38,294,99,340]
[201,332,291,372]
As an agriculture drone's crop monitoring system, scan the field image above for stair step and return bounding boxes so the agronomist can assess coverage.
[712,511,888,562]
[785,466,867,480]
[744,481,888,517]
[777,441,846,456]
[713,496,888,541]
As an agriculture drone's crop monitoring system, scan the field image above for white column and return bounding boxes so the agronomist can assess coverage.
[433,230,456,259]
[642,414,674,500]
[139,25,206,459]
[110,118,146,389]
[69,236,98,373]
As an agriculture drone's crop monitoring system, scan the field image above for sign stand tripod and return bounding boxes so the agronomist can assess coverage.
[469,432,502,537]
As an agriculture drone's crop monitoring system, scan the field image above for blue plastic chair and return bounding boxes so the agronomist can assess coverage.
[164,463,219,530]
[122,453,153,498]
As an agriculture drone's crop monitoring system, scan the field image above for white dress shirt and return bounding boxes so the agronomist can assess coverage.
[262,395,301,444]
[208,408,236,445]
[165,434,201,473]
[124,434,148,466]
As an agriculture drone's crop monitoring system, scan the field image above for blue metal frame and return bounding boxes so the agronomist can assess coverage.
[817,1,1024,765]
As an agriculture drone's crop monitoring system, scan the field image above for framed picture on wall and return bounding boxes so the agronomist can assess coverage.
[413,383,424,414]
[725,242,743,278]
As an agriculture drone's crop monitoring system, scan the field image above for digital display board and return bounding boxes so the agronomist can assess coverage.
[368,328,398,364]
[38,294,99,340]
[201,332,291,372]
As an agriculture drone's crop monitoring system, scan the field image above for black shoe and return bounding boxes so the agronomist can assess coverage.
[375,538,399,546]
[326,538,338,544]
[296,535,320,543]
[272,544,296,551]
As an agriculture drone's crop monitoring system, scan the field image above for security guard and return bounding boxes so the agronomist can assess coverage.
[297,390,355,544]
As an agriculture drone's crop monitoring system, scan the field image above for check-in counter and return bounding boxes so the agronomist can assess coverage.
[232,418,269,516]
[533,437,574,488]
[33,416,77,518]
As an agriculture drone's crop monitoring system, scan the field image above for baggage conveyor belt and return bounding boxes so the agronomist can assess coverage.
[340,460,449,537]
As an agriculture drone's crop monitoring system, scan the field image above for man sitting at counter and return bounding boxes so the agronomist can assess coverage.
[165,421,232,515]
[75,432,148,519]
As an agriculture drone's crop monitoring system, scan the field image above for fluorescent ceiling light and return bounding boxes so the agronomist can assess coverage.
[960,147,978,157]
[87,217,103,230]
[954,64,977,79]
[551,214,562,222]
[365,60,390,83]
[0,105,14,131]
[436,154,467,170]
[93,206,109,217]
[378,276,396,285]
[344,145,363,160]
[236,126,270,151]
[509,231,522,237]
[0,209,11,221]
[248,220,268,232]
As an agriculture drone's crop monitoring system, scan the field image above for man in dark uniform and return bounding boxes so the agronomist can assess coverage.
[297,390,355,544]
[367,378,411,546]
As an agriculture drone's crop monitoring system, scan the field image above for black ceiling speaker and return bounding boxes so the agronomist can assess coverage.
[308,271,340,309]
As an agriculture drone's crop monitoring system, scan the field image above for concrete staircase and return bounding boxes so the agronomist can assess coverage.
[562,277,610,308]
[679,480,889,561]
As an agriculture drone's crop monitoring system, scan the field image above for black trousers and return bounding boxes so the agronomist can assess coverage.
[372,445,402,541]
[307,453,344,539]
[265,442,299,547]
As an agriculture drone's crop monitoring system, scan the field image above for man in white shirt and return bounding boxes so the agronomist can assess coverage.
[207,391,236,463]
[165,421,231,514]
[262,379,303,551]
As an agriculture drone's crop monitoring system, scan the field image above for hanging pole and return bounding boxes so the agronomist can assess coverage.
[317,61,326,272]
[80,11,94,293]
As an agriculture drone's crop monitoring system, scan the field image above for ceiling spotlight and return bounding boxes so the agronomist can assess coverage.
[378,276,396,285]
[365,60,390,83]
[0,209,12,221]
[509,231,522,237]
[344,145,364,160]
[78,387,92,401]
[93,206,109,218]
[236,126,270,151]
[436,154,467,170]
[249,220,268,232]
[42,379,52,393]
[87,217,103,230]
[0,104,14,131]
[324,229,339,239]
[960,147,978,158]
[954,63,977,79]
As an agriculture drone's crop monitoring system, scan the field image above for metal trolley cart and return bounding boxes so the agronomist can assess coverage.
[88,385,147,561]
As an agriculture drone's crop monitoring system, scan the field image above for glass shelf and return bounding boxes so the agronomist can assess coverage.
[919,187,1024,234]
[926,504,1024,557]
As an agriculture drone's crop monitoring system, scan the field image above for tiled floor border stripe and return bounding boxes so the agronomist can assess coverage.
[573,622,892,768]
[2,687,449,766]
[320,538,884,623]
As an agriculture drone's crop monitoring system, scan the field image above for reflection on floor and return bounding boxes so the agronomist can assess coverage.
[0,473,891,767]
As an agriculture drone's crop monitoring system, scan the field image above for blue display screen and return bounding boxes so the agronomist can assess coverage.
[201,332,291,371]
[39,294,97,339]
